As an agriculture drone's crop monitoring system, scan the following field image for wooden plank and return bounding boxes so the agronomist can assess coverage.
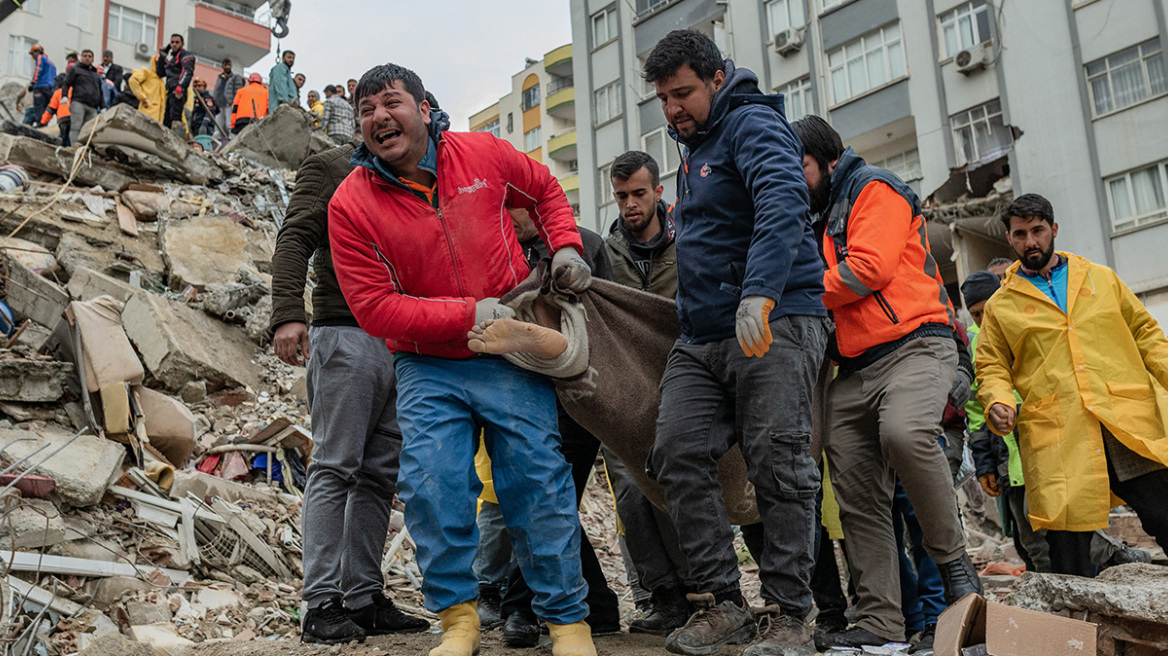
[0,550,188,583]
[116,200,138,237]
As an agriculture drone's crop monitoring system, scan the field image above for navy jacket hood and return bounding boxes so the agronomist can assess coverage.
[672,60,784,149]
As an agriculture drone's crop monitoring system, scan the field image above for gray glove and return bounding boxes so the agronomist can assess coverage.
[474,298,515,324]
[735,296,776,357]
[949,364,973,408]
[551,247,592,291]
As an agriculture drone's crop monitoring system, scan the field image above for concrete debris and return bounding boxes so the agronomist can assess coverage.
[160,215,258,290]
[200,268,269,320]
[1,236,60,273]
[0,133,136,190]
[2,118,63,146]
[134,386,197,467]
[0,81,27,123]
[0,357,73,402]
[127,623,196,656]
[123,290,262,391]
[0,425,126,506]
[5,253,69,328]
[79,105,225,186]
[222,103,333,170]
[0,498,67,548]
[66,266,140,303]
[1005,563,1168,625]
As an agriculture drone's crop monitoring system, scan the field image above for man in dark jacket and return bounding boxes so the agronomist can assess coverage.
[269,139,429,644]
[642,30,829,656]
[213,59,245,139]
[600,150,690,637]
[101,50,125,92]
[496,207,622,647]
[157,34,194,133]
[60,49,104,145]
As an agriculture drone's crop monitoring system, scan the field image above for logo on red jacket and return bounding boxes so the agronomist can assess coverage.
[457,178,489,195]
[700,163,712,178]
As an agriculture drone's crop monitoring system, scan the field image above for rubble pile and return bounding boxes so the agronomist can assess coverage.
[0,109,428,655]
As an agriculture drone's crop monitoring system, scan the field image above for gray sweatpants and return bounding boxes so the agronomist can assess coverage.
[301,325,401,611]
[69,102,100,145]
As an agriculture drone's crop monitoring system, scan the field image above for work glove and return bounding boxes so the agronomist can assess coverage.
[735,296,776,358]
[948,362,973,407]
[551,247,591,291]
[173,87,183,98]
[978,473,1001,498]
[474,297,515,324]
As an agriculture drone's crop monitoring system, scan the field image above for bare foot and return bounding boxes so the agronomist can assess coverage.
[467,318,568,358]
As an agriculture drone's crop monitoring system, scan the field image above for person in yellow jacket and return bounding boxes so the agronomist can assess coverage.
[977,193,1168,577]
[128,55,165,124]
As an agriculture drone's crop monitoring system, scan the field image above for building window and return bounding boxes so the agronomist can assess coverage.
[7,35,36,77]
[478,119,500,138]
[766,0,806,38]
[522,84,541,111]
[598,162,614,207]
[67,0,91,29]
[20,0,40,14]
[507,113,514,134]
[641,126,682,176]
[592,6,617,48]
[108,3,158,47]
[1086,38,1166,117]
[594,81,622,124]
[821,0,846,11]
[524,126,542,152]
[950,99,1012,166]
[1107,160,1168,232]
[873,148,922,181]
[636,0,669,17]
[827,23,906,105]
[937,0,992,59]
[778,77,812,122]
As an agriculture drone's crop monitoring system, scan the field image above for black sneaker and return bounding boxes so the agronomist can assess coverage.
[910,623,936,653]
[348,592,430,635]
[302,597,366,645]
[813,626,886,651]
[743,608,816,656]
[478,585,505,630]
[665,593,757,656]
[1105,543,1152,569]
[503,611,541,648]
[630,587,690,636]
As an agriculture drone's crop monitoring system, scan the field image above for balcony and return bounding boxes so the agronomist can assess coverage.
[544,44,572,78]
[559,174,579,195]
[546,80,574,120]
[547,130,577,162]
[189,1,271,69]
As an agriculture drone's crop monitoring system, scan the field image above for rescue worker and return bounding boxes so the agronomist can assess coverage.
[128,55,166,124]
[27,43,56,125]
[156,34,194,133]
[791,114,982,649]
[40,86,71,147]
[232,73,268,134]
[977,193,1168,577]
[328,63,597,656]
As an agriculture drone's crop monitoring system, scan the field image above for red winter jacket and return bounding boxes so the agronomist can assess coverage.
[329,130,583,359]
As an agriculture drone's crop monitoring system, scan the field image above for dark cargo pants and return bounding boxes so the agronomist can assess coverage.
[650,315,828,617]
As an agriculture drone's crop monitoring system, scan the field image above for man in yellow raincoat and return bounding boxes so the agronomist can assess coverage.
[977,193,1168,577]
[128,55,165,124]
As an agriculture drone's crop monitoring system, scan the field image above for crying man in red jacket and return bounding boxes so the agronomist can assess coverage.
[328,63,598,656]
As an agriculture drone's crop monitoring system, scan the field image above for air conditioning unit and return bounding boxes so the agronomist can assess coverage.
[134,42,152,60]
[955,45,988,75]
[774,28,805,57]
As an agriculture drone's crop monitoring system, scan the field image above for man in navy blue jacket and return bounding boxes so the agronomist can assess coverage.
[643,30,828,656]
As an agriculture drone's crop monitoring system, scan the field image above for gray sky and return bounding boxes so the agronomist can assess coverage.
[246,1,573,130]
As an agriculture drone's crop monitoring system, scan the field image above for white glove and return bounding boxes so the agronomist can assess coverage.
[474,298,515,324]
[735,296,776,357]
[552,247,592,291]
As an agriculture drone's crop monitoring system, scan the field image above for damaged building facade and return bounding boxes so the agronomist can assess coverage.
[569,0,1168,321]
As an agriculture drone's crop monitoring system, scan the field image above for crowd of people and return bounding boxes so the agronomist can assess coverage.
[28,26,1168,656]
[23,41,361,148]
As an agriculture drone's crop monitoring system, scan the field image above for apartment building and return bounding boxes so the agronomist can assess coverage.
[570,0,1168,321]
[469,44,580,218]
[3,0,271,89]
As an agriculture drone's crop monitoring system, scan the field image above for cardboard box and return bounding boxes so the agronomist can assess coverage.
[935,594,1096,656]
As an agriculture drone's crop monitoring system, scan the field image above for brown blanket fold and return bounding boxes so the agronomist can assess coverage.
[502,266,760,525]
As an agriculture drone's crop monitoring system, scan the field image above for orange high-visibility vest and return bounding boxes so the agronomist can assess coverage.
[231,83,269,128]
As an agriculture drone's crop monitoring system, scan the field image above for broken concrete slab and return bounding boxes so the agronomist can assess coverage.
[134,386,197,467]
[1,236,60,273]
[76,632,157,656]
[0,498,66,548]
[222,103,329,170]
[1,118,62,146]
[70,296,145,392]
[78,105,224,186]
[65,266,139,303]
[246,228,273,273]
[5,255,69,328]
[0,81,26,124]
[91,575,156,609]
[0,358,73,402]
[122,290,261,392]
[159,215,257,290]
[0,425,126,507]
[1005,563,1168,625]
[0,133,135,190]
[54,231,166,290]
[195,586,243,612]
[127,623,195,656]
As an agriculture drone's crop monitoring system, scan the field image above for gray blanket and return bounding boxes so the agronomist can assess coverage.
[502,265,760,525]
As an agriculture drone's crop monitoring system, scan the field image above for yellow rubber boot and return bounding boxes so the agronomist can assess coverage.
[548,621,597,656]
[429,601,480,656]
